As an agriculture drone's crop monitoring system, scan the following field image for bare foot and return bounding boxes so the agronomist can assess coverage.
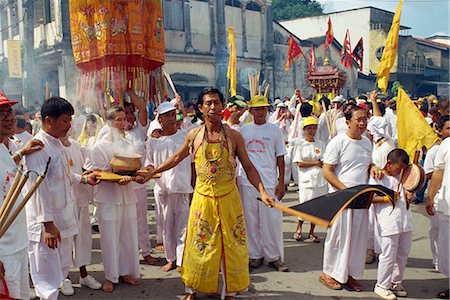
[144,254,159,266]
[162,261,176,272]
[119,275,140,286]
[154,244,164,252]
[102,280,114,293]
[183,293,196,300]
[176,266,182,273]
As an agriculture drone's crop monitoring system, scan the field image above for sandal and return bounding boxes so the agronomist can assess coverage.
[293,231,303,241]
[306,234,321,243]
[319,274,343,290]
[438,289,450,299]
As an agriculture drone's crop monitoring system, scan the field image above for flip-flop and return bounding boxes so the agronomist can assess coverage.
[293,232,303,241]
[438,289,450,299]
[319,275,343,290]
[306,234,321,243]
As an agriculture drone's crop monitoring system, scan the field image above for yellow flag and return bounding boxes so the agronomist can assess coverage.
[397,87,439,161]
[227,27,237,96]
[377,0,403,93]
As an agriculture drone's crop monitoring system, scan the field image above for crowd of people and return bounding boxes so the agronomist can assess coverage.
[0,87,448,300]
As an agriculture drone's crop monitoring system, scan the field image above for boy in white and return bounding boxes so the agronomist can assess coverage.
[426,136,450,299]
[61,134,102,290]
[91,106,142,292]
[238,95,288,272]
[145,102,192,272]
[24,97,97,300]
[320,106,380,292]
[424,115,449,271]
[370,149,413,300]
[292,116,326,242]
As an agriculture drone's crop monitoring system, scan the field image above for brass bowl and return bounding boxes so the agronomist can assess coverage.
[110,154,142,175]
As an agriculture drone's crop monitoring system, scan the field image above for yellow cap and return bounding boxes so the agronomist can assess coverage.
[303,116,318,128]
[418,97,424,103]
[376,99,382,103]
[433,99,439,104]
[248,95,270,108]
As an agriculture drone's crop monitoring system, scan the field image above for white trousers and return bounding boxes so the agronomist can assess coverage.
[135,187,152,257]
[377,231,412,289]
[323,209,368,283]
[437,213,450,277]
[0,248,29,300]
[154,192,164,244]
[298,185,327,221]
[158,193,190,265]
[97,202,140,283]
[185,256,236,300]
[74,206,92,268]
[284,149,292,184]
[239,183,284,262]
[367,205,381,253]
[29,236,73,300]
[429,212,439,268]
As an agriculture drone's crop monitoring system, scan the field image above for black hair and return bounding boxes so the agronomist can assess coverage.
[344,106,366,121]
[436,115,450,131]
[300,102,313,117]
[196,88,224,108]
[377,102,386,116]
[420,101,429,114]
[387,149,409,165]
[124,101,135,111]
[15,117,28,129]
[86,114,97,123]
[319,96,330,110]
[342,102,356,115]
[41,97,74,120]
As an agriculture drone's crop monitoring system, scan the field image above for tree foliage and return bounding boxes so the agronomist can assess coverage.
[273,0,323,21]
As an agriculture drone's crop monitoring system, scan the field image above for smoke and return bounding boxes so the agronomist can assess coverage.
[108,126,143,158]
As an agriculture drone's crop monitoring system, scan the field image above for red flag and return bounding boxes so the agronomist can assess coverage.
[324,17,334,50]
[309,45,316,71]
[285,35,305,72]
[340,29,353,69]
[352,37,364,71]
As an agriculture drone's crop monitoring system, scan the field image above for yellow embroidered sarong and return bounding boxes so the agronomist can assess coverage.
[181,142,249,293]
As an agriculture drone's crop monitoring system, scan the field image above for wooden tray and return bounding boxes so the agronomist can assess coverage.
[97,170,161,182]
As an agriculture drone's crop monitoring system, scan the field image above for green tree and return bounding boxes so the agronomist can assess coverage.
[273,0,323,21]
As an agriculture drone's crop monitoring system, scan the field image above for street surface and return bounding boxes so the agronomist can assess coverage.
[61,185,448,299]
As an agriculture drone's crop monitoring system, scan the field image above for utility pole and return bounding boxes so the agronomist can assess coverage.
[22,0,34,107]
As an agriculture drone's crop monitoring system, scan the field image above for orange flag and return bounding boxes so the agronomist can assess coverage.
[285,35,304,72]
[324,16,334,50]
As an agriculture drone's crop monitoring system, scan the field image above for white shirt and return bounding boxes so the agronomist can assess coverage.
[292,139,326,188]
[91,137,138,205]
[384,108,398,142]
[145,130,193,195]
[0,144,27,254]
[323,133,373,193]
[434,137,450,215]
[126,121,149,190]
[238,122,287,188]
[24,130,79,242]
[369,175,413,236]
[14,131,33,146]
[66,138,91,207]
[424,143,440,175]
[335,117,347,136]
[372,138,396,169]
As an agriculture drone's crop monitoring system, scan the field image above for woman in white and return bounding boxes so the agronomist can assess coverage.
[91,106,142,292]
[292,117,326,242]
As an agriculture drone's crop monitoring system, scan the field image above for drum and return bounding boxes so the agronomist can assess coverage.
[401,164,426,193]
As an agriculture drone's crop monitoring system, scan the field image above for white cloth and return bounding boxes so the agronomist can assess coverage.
[437,213,449,277]
[0,144,27,255]
[424,143,440,175]
[384,108,398,142]
[157,193,189,265]
[367,116,389,142]
[429,213,439,268]
[376,231,412,289]
[335,117,347,136]
[322,209,369,283]
[323,133,373,193]
[372,138,396,169]
[91,138,138,205]
[145,130,193,195]
[136,188,152,257]
[24,130,79,243]
[434,138,449,215]
[14,131,33,145]
[66,138,91,207]
[0,248,29,300]
[369,175,413,236]
[367,205,381,253]
[74,206,92,268]
[29,237,73,300]
[126,121,149,191]
[238,182,284,262]
[154,192,164,244]
[292,139,326,188]
[97,202,140,283]
[238,122,287,188]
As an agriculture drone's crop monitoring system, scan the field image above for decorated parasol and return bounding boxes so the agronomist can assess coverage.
[69,0,165,112]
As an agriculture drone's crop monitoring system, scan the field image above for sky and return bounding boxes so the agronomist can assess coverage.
[320,0,449,38]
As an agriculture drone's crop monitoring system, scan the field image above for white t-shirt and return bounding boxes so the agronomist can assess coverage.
[238,122,287,188]
[292,139,326,188]
[145,130,193,195]
[424,143,440,175]
[369,175,413,236]
[126,121,149,190]
[434,137,449,215]
[323,133,373,193]
[14,131,33,146]
[372,138,396,169]
[0,144,27,255]
[335,117,348,136]
[66,138,91,208]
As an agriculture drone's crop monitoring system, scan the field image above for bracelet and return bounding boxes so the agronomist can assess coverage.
[14,151,23,160]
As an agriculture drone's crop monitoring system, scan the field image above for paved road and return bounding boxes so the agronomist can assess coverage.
[61,186,447,299]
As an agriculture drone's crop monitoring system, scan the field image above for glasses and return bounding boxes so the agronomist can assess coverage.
[0,109,14,120]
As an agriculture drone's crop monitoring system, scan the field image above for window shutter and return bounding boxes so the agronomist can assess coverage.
[35,0,45,25]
